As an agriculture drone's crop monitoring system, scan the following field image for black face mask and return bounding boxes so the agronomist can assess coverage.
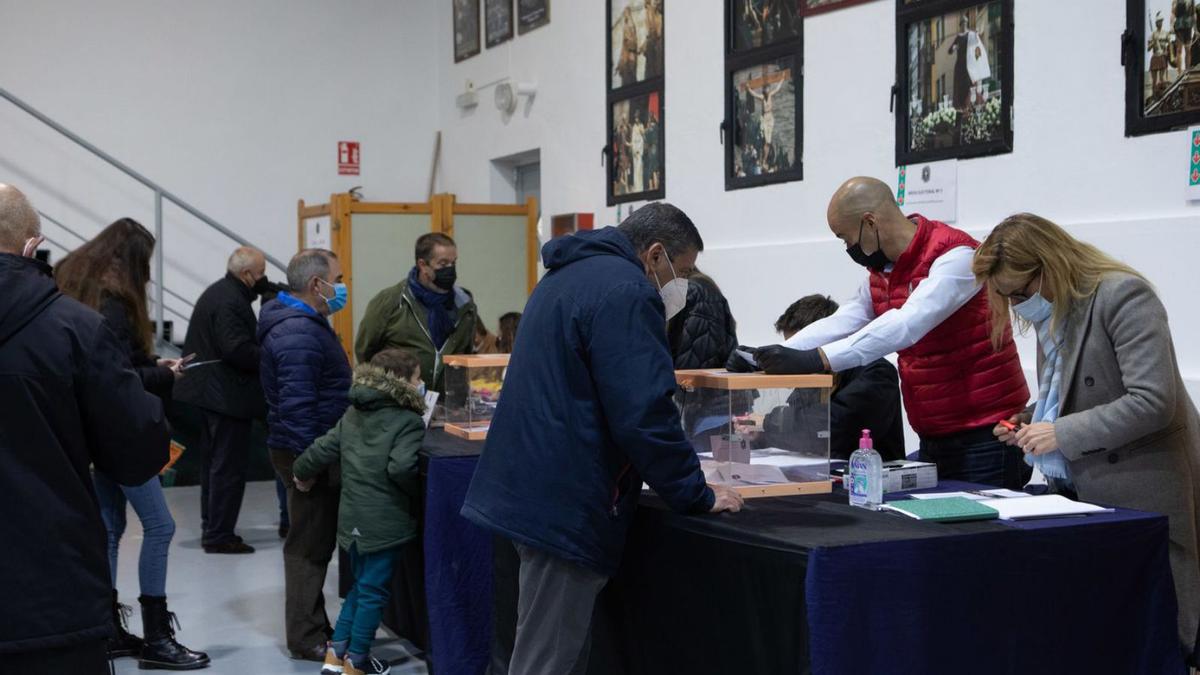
[433,265,457,291]
[251,275,272,296]
[846,220,890,271]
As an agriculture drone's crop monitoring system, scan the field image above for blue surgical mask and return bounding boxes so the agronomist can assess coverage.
[317,278,348,314]
[1013,292,1052,325]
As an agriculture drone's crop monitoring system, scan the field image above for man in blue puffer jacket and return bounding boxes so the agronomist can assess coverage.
[462,203,744,675]
[258,248,352,662]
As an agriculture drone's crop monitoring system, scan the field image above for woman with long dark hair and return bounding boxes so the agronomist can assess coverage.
[55,218,209,670]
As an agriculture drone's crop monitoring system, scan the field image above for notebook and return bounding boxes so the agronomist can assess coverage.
[882,497,1000,522]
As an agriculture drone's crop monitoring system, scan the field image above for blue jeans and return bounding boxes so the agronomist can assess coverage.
[918,426,1032,490]
[93,471,176,597]
[333,544,401,656]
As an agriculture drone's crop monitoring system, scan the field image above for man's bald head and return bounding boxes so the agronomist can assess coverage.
[0,184,41,254]
[826,177,902,230]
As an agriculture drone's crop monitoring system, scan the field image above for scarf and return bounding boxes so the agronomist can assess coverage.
[407,267,456,350]
[1027,318,1071,484]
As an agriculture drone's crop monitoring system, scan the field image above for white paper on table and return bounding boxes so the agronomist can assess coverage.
[978,494,1112,520]
[422,391,440,428]
[702,461,789,486]
[908,489,1029,501]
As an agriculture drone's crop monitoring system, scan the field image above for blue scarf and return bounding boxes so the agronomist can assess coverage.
[1028,318,1071,484]
[407,267,456,350]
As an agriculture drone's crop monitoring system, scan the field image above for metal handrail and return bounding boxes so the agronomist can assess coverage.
[2,87,287,340]
[38,208,196,310]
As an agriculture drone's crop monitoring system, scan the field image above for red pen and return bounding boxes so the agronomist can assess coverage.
[998,420,1017,432]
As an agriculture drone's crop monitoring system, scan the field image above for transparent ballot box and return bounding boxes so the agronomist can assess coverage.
[675,370,833,498]
[443,354,510,441]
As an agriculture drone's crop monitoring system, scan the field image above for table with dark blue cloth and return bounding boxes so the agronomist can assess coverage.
[570,480,1186,675]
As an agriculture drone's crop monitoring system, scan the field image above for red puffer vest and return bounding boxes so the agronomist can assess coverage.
[869,215,1028,437]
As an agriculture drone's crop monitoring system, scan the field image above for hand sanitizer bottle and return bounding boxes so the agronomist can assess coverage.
[849,429,883,510]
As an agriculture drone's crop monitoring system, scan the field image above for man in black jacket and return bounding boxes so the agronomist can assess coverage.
[0,184,170,673]
[774,295,906,460]
[176,246,270,554]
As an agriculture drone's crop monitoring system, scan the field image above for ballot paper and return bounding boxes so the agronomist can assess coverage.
[701,460,789,486]
[909,488,1026,501]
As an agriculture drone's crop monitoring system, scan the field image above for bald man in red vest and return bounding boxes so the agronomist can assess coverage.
[733,177,1031,489]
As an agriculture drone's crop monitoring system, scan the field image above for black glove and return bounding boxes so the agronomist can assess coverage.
[754,345,826,375]
[725,346,762,373]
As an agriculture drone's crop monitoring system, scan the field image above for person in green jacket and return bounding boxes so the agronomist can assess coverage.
[355,233,478,394]
[292,348,427,675]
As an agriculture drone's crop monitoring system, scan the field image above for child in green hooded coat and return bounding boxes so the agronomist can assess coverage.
[293,348,427,675]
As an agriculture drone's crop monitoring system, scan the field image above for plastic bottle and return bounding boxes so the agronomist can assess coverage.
[848,429,883,510]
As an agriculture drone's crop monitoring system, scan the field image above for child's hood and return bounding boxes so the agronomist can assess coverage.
[349,363,427,414]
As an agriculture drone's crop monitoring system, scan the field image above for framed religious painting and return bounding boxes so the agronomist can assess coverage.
[1126,0,1200,136]
[802,0,883,17]
[608,89,666,205]
[725,0,804,190]
[895,0,1014,165]
[454,0,482,62]
[517,0,550,35]
[607,0,666,205]
[609,0,665,91]
[485,0,514,48]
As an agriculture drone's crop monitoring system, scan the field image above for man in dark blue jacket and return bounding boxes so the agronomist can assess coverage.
[259,248,352,662]
[462,203,743,675]
[0,184,169,673]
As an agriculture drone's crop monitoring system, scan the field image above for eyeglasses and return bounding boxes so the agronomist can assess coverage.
[995,272,1041,304]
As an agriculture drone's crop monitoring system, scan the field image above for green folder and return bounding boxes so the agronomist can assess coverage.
[884,497,999,522]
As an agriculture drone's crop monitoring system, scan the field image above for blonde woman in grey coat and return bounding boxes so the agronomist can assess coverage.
[973,213,1200,664]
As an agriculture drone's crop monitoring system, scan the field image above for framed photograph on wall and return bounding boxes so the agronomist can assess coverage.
[802,0,882,18]
[454,0,481,62]
[725,0,804,190]
[485,0,514,48]
[730,0,800,53]
[1126,0,1200,136]
[608,90,666,204]
[727,51,803,188]
[609,0,665,90]
[895,0,1014,165]
[518,0,550,35]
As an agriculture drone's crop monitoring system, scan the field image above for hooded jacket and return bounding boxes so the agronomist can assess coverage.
[0,253,168,654]
[258,293,352,454]
[293,364,426,554]
[461,227,715,576]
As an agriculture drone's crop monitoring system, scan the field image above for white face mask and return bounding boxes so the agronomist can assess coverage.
[651,248,688,321]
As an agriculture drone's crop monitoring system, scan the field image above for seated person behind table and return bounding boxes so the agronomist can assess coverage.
[763,295,905,461]
[292,348,427,675]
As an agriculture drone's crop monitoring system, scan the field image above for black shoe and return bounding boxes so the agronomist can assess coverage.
[137,595,210,670]
[107,591,144,659]
[278,523,289,539]
[203,540,255,554]
[290,644,328,662]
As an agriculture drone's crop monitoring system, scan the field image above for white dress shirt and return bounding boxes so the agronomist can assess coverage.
[782,246,980,372]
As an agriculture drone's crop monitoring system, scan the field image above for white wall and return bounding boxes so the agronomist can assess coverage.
[434,0,1197,451]
[0,0,441,332]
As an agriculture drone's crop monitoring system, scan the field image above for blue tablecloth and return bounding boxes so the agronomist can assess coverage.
[422,436,492,675]
[576,480,1187,675]
[806,481,1184,674]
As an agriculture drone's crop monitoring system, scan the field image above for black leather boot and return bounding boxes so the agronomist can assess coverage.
[137,595,210,670]
[107,590,144,658]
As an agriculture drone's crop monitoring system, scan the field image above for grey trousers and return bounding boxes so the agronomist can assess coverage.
[270,449,341,653]
[508,544,609,675]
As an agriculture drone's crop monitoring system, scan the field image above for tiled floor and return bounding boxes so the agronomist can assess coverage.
[110,481,427,674]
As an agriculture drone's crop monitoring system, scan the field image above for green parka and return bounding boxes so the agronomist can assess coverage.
[293,363,427,554]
